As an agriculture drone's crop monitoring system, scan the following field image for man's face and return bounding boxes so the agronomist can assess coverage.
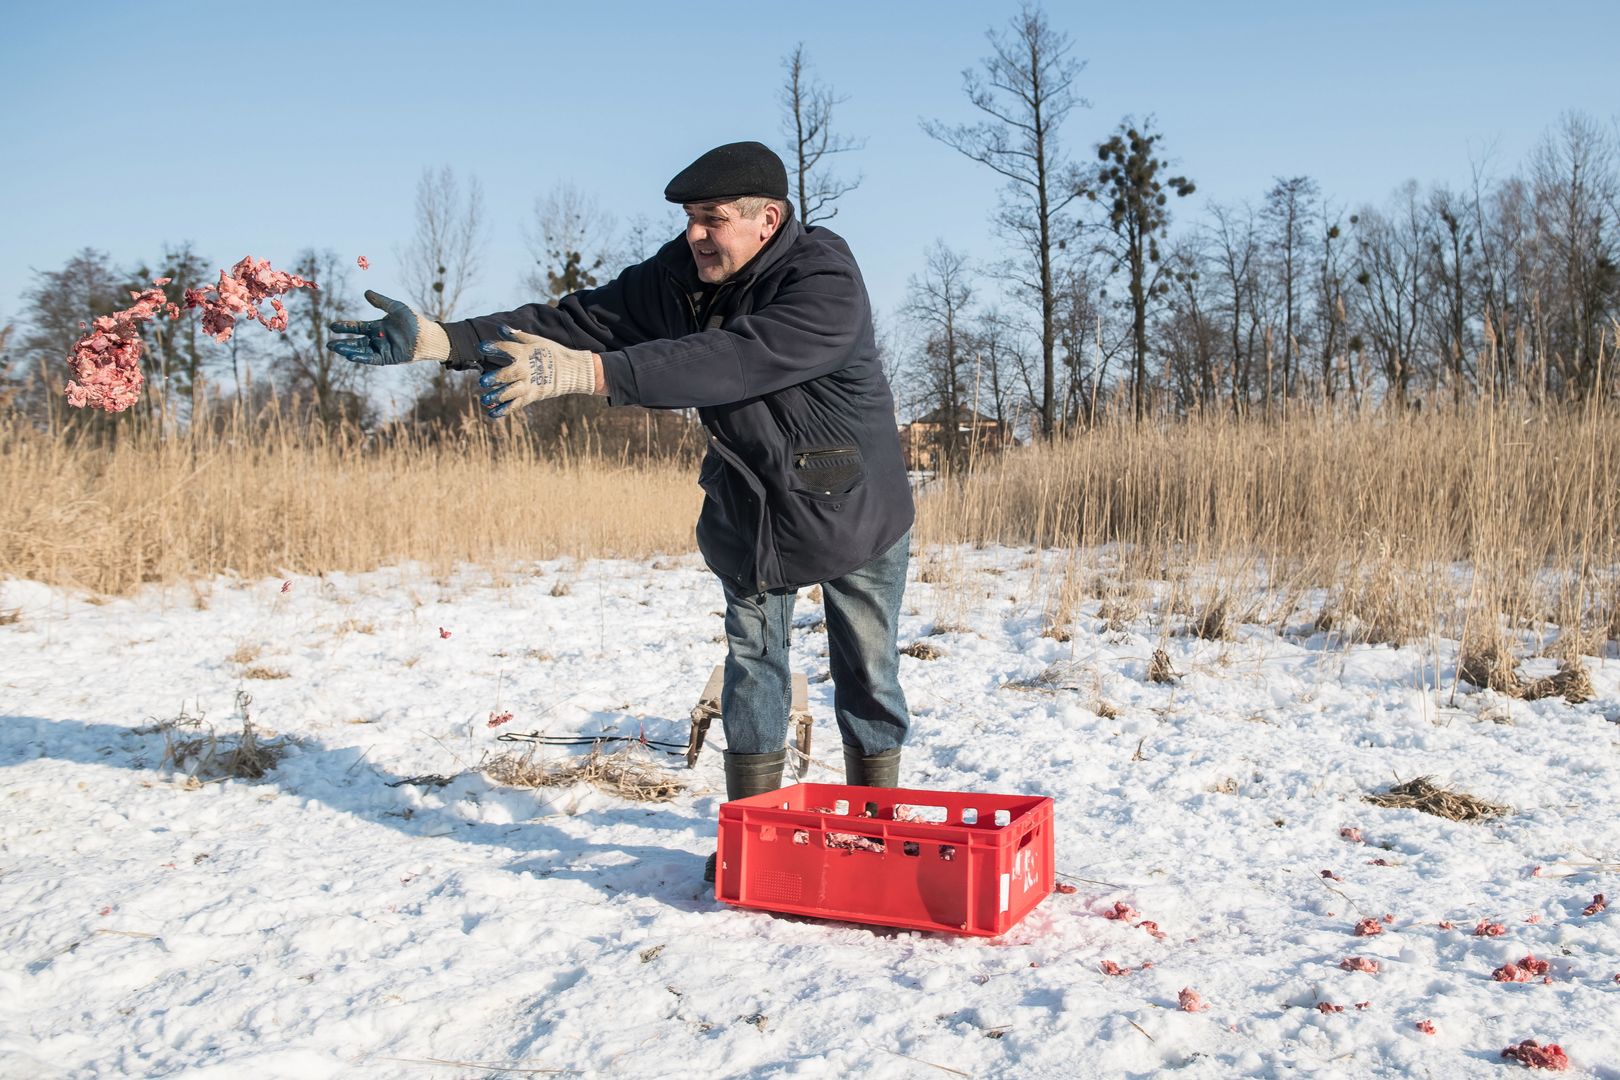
[683,200,779,284]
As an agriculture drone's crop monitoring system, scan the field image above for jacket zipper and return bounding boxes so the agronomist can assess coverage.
[794,448,857,469]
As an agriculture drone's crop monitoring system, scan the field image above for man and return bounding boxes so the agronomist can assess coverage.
[329,142,913,879]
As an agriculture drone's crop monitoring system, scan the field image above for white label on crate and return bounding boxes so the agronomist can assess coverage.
[1000,873,1011,912]
[894,803,947,824]
[1014,846,1039,892]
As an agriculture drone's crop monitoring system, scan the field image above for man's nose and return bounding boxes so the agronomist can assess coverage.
[687,221,708,242]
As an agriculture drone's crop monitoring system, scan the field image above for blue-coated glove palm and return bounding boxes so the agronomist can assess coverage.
[327,290,451,366]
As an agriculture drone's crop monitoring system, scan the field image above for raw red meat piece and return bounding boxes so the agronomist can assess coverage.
[1493,962,1530,983]
[1500,1039,1569,1070]
[1316,1002,1344,1013]
[1518,955,1550,977]
[1354,1001,1371,1010]
[1437,921,1455,930]
[65,279,180,412]
[1339,957,1380,974]
[486,711,512,728]
[1103,901,1140,921]
[184,256,315,343]
[357,255,370,270]
[439,627,452,639]
[1099,960,1130,976]
[1137,919,1166,940]
[1054,883,1078,895]
[1583,893,1607,916]
[1474,919,1507,937]
[826,832,884,852]
[1354,918,1384,937]
[1525,914,1541,924]
[1415,1020,1436,1035]
[1339,827,1364,843]
[1321,869,1343,882]
[1177,987,1209,1012]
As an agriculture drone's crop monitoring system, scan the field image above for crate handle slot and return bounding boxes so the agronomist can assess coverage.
[902,841,920,857]
[938,844,957,861]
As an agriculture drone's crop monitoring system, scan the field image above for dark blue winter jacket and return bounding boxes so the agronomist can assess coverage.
[441,212,914,592]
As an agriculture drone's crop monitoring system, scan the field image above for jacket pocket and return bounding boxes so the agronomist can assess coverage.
[791,445,864,496]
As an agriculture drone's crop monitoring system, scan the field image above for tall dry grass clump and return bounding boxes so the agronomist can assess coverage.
[0,403,703,595]
[917,396,1620,652]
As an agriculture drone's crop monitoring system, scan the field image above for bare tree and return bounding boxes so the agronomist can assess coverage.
[923,3,1088,438]
[278,249,369,428]
[1052,262,1115,428]
[524,182,620,301]
[904,242,976,465]
[1528,111,1619,397]
[0,322,14,413]
[970,307,1023,434]
[1312,205,1351,403]
[1425,184,1479,402]
[1160,237,1219,412]
[14,249,128,426]
[1207,203,1264,416]
[622,210,683,264]
[1351,183,1432,408]
[398,166,485,322]
[1083,118,1195,423]
[779,44,864,226]
[129,243,217,421]
[1263,176,1319,401]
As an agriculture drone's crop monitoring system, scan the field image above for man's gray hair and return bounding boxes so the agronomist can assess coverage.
[731,196,789,220]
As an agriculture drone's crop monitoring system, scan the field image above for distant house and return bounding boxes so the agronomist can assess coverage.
[897,405,1013,471]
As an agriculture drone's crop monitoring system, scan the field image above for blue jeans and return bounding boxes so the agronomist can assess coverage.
[719,530,911,757]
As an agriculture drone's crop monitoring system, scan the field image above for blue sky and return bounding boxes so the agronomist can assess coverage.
[2,0,1614,340]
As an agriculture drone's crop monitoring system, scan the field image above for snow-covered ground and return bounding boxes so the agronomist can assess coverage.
[2,548,1618,1079]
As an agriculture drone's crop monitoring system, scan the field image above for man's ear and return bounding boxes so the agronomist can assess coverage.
[759,202,783,241]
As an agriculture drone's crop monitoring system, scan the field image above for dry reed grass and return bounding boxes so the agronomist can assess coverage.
[159,705,289,780]
[0,405,701,595]
[1458,629,1597,703]
[916,399,1620,653]
[4,375,1617,672]
[1147,648,1179,684]
[483,745,687,802]
[900,640,944,661]
[1364,776,1510,822]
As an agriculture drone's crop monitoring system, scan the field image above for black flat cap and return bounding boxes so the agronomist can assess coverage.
[664,141,789,204]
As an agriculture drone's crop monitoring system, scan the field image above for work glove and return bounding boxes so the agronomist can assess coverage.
[476,327,598,419]
[327,290,451,366]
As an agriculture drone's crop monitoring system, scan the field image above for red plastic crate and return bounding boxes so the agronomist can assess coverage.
[714,782,1054,936]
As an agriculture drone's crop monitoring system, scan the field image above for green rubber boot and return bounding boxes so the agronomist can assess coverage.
[843,745,902,788]
[704,748,788,883]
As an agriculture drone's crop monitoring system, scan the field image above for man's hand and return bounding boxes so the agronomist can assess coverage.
[477,327,600,419]
[327,290,451,366]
